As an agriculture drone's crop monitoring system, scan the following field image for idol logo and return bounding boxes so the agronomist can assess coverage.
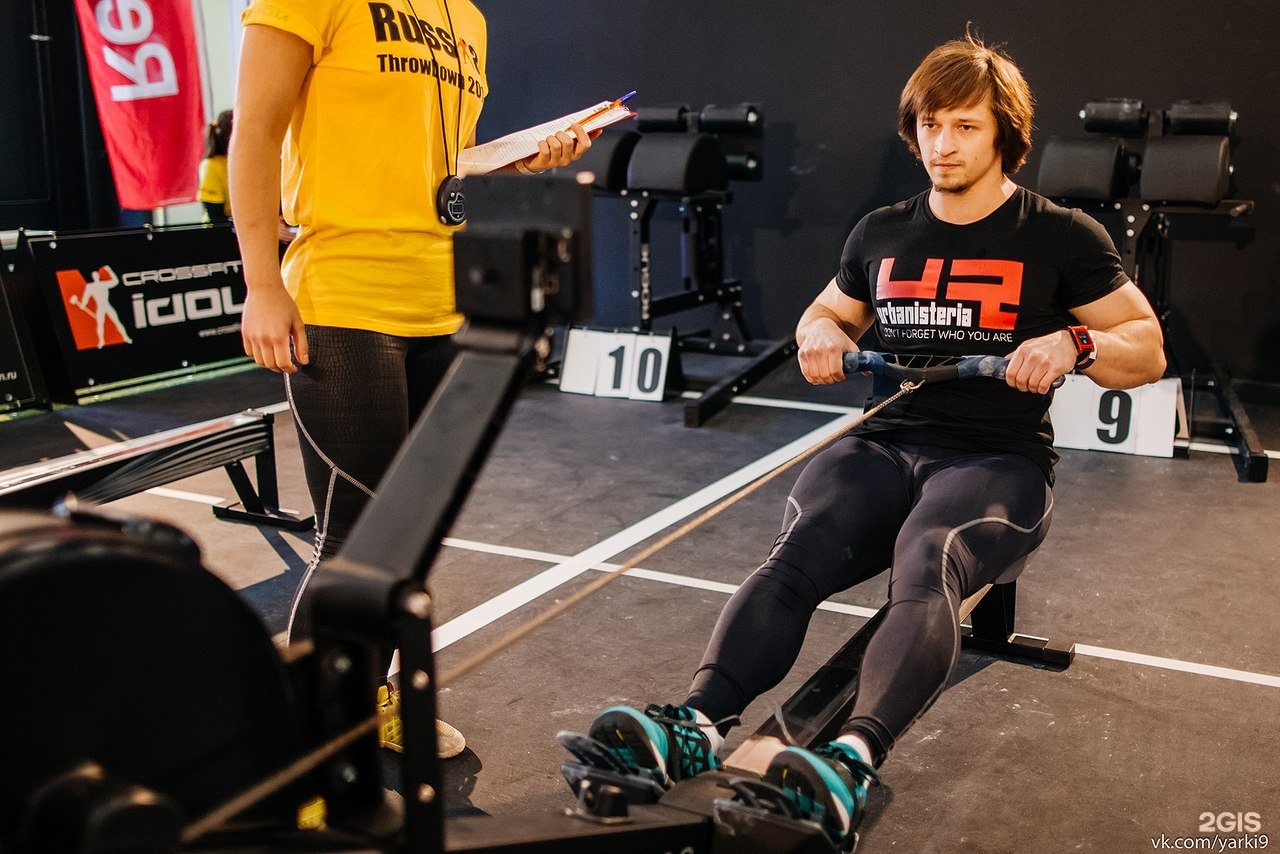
[128,286,244,330]
[56,265,135,350]
[56,262,247,351]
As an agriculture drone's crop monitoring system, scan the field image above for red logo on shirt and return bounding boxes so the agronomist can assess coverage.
[877,258,1023,330]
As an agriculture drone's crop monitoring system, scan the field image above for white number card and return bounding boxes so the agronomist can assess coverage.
[560,328,673,402]
[1050,375,1181,457]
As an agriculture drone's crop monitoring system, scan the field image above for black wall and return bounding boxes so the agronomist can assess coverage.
[1,0,126,232]
[475,0,1280,382]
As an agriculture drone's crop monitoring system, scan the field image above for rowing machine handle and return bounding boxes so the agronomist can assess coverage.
[841,351,1066,389]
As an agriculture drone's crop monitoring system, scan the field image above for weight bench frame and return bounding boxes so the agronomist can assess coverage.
[628,190,798,427]
[0,408,313,530]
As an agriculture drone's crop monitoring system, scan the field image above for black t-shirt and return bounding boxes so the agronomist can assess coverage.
[835,186,1128,482]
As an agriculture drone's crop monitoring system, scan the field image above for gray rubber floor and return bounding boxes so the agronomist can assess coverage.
[4,360,1277,853]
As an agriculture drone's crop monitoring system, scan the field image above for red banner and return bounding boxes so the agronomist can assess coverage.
[74,0,205,209]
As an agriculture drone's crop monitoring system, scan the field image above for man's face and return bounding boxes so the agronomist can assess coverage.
[916,97,1003,195]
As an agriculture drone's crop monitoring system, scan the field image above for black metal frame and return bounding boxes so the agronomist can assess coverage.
[627,189,797,427]
[0,408,314,530]
[213,416,317,530]
[314,329,540,852]
[302,280,728,853]
[962,579,1075,667]
[1114,198,1267,482]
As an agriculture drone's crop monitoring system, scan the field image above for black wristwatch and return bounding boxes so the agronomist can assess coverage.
[1067,325,1097,370]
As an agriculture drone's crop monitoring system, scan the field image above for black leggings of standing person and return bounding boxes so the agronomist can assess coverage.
[283,324,456,641]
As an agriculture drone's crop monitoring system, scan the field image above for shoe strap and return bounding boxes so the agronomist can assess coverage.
[644,703,694,724]
[816,742,881,788]
[644,704,720,778]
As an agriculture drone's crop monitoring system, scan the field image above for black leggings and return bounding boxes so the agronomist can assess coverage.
[284,324,456,639]
[685,437,1052,767]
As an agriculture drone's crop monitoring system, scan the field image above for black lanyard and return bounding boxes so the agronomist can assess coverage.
[404,0,467,225]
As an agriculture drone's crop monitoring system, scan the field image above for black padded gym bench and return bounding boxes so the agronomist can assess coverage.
[0,406,312,530]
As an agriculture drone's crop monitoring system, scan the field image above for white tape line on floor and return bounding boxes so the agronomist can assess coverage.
[440,537,1280,690]
[144,486,226,505]
[429,412,861,652]
[442,536,880,620]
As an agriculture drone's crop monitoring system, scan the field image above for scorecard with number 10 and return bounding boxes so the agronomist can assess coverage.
[558,328,673,402]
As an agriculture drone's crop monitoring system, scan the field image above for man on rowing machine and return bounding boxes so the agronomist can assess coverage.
[576,31,1166,849]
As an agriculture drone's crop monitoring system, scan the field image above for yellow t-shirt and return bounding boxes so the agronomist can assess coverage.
[197,155,230,216]
[241,0,488,336]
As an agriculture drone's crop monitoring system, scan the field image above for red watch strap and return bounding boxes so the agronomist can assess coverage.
[1068,325,1096,368]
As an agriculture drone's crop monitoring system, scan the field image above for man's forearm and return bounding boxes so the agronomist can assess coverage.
[797,302,860,343]
[1083,317,1166,389]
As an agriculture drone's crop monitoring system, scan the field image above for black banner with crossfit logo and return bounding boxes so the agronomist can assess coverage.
[0,258,47,412]
[12,223,250,403]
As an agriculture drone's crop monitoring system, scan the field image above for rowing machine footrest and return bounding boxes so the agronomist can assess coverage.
[1041,636,1077,667]
[564,777,634,825]
[961,631,1076,668]
[711,778,843,853]
[561,762,664,806]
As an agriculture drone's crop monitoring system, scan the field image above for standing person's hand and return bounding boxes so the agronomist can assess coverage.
[518,122,595,173]
[242,282,308,373]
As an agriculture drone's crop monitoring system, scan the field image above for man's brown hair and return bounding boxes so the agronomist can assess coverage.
[898,33,1034,174]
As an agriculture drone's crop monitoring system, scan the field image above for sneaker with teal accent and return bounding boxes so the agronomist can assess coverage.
[763,742,879,848]
[588,703,721,788]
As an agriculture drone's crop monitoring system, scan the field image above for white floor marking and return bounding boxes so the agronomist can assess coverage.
[728,395,863,415]
[1183,439,1280,461]
[438,537,1280,690]
[140,484,300,518]
[140,390,1274,682]
[679,390,1279,458]
[1071,644,1280,688]
[429,412,861,651]
[441,536,880,619]
[143,486,226,505]
[679,390,863,415]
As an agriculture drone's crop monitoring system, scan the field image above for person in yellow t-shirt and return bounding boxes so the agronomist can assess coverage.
[231,0,592,759]
[197,109,233,221]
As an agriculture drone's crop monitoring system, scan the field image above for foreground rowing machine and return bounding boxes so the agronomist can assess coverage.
[0,177,800,854]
